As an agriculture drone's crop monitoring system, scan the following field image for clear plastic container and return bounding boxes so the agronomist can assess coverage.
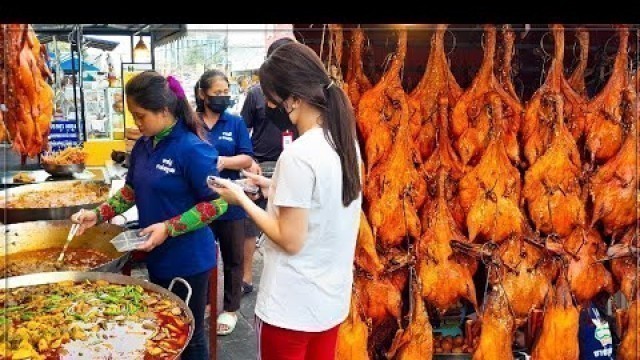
[110,229,150,252]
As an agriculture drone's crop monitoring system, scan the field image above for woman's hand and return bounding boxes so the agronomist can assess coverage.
[209,177,248,206]
[241,170,272,199]
[217,156,227,172]
[246,160,262,176]
[138,222,169,252]
[71,209,96,236]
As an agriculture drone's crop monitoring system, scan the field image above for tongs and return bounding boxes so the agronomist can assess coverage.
[56,210,84,266]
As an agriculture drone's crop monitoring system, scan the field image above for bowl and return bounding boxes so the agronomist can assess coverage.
[42,163,86,177]
[110,229,150,252]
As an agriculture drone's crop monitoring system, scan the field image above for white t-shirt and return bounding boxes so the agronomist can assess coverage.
[254,127,362,332]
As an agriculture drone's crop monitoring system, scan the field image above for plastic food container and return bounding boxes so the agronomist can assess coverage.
[110,229,150,252]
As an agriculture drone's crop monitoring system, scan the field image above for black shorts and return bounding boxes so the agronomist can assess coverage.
[244,196,267,238]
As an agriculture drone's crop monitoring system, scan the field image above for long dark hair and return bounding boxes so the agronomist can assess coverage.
[125,70,205,140]
[194,69,229,113]
[259,42,361,206]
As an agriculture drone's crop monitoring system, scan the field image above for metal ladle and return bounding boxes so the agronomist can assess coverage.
[56,209,84,267]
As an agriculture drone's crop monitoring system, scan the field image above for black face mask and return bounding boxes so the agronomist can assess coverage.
[265,104,294,132]
[206,95,231,114]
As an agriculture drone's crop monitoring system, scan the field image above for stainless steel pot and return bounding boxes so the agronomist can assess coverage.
[3,271,194,359]
[1,220,130,275]
[0,180,109,224]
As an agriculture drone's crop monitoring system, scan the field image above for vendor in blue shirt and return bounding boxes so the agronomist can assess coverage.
[195,69,254,336]
[72,71,227,360]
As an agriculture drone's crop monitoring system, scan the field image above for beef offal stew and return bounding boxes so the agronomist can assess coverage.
[0,280,191,359]
[1,248,112,277]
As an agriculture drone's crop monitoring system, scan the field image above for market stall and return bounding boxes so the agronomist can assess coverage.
[293,24,639,359]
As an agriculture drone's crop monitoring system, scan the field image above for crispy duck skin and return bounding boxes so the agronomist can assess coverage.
[354,274,402,328]
[472,289,515,360]
[458,95,524,244]
[346,28,373,113]
[411,24,463,161]
[336,294,371,360]
[619,296,640,360]
[355,212,385,276]
[357,30,406,172]
[590,86,637,236]
[611,227,638,302]
[364,87,427,250]
[531,275,579,360]
[452,25,523,166]
[585,26,631,163]
[567,28,590,98]
[523,94,585,238]
[564,227,615,304]
[386,284,433,360]
[418,169,477,313]
[496,25,519,101]
[522,25,588,165]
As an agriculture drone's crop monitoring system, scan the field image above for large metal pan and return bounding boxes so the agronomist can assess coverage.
[1,220,130,275]
[0,180,110,224]
[3,271,194,359]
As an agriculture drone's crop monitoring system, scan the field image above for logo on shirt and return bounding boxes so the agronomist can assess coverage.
[156,158,176,174]
[219,131,234,142]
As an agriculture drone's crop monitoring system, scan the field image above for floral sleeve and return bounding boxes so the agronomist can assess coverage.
[164,199,228,237]
[94,185,136,223]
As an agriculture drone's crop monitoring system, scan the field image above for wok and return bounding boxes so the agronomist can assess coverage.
[3,271,194,359]
[1,220,130,275]
[0,180,110,224]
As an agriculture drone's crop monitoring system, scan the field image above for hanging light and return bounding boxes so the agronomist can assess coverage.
[133,35,150,63]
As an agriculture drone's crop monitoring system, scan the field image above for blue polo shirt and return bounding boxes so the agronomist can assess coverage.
[126,119,219,279]
[201,110,254,221]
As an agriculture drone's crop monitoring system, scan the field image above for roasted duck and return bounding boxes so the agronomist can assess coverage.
[585,26,631,163]
[452,25,523,167]
[386,281,433,360]
[411,24,463,161]
[564,227,614,304]
[589,86,637,237]
[567,28,590,98]
[531,274,579,360]
[522,24,588,165]
[355,212,385,276]
[365,86,427,250]
[354,274,403,328]
[417,169,477,313]
[610,227,639,302]
[523,94,586,238]
[472,288,516,360]
[346,27,373,113]
[357,30,406,172]
[458,95,525,244]
[496,25,519,101]
[336,294,370,360]
[618,291,640,360]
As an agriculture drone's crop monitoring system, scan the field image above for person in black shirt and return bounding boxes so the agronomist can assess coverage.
[240,37,296,294]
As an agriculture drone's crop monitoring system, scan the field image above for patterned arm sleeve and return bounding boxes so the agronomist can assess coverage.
[164,198,228,237]
[93,185,136,223]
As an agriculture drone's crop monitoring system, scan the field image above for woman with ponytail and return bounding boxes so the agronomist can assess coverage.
[72,71,227,360]
[210,43,362,360]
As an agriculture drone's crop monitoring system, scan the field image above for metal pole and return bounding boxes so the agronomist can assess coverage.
[77,25,86,143]
[130,35,135,63]
[70,29,80,144]
[150,34,155,69]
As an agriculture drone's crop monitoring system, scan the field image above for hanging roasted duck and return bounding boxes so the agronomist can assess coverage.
[386,278,433,360]
[522,24,588,165]
[609,226,639,303]
[410,24,463,161]
[355,211,385,277]
[452,25,523,167]
[618,289,640,360]
[458,94,525,244]
[523,94,586,238]
[4,24,54,158]
[346,27,373,114]
[328,24,344,85]
[364,81,427,250]
[585,26,631,163]
[420,95,465,229]
[417,169,477,313]
[472,287,516,360]
[589,83,637,238]
[495,25,519,102]
[336,293,371,360]
[531,274,579,360]
[567,28,590,98]
[357,30,406,173]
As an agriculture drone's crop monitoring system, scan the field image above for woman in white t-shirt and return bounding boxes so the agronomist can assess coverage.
[210,42,362,360]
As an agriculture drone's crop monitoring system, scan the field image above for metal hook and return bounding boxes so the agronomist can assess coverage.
[445,29,457,56]
[539,31,552,58]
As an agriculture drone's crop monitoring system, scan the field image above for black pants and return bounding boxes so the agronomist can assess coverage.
[150,270,211,360]
[210,219,245,312]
